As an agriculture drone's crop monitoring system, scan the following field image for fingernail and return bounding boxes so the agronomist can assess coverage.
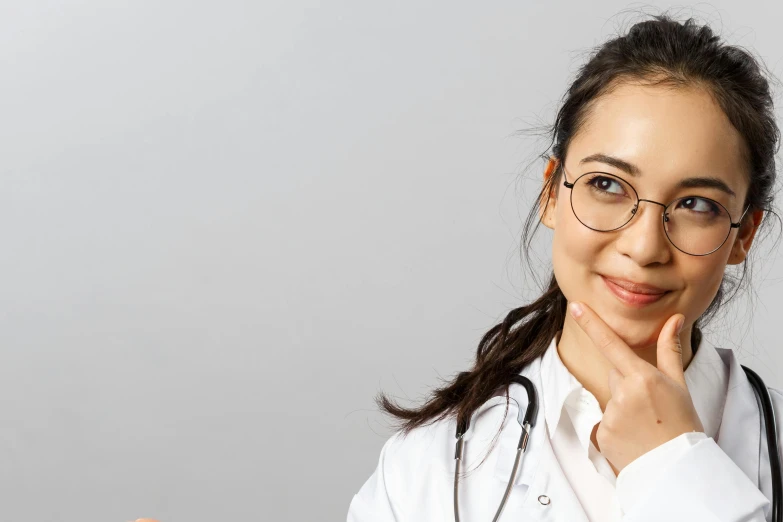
[569,302,583,318]
[676,315,684,334]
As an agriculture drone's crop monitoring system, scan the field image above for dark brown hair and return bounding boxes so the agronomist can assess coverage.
[377,13,781,442]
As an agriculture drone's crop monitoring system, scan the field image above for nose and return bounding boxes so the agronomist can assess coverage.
[614,199,673,265]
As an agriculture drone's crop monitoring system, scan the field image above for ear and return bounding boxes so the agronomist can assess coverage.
[539,157,559,230]
[727,208,764,265]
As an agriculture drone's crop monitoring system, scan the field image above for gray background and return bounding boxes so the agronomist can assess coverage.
[0,1,781,521]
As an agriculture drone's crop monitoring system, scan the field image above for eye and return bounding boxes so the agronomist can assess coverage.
[675,197,722,216]
[586,175,626,196]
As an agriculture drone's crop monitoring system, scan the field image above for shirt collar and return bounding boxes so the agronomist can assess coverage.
[539,330,582,441]
[540,330,729,444]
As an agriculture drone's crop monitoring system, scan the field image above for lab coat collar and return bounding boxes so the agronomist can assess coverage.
[492,337,762,494]
[714,344,762,489]
[684,334,730,440]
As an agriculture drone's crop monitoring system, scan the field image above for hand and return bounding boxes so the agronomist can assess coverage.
[568,301,705,474]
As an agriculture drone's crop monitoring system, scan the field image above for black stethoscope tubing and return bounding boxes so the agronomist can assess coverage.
[743,365,781,522]
[453,368,780,522]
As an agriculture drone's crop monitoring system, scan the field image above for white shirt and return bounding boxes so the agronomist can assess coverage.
[540,330,729,520]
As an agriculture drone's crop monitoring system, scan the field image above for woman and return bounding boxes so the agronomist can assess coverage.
[348,14,782,522]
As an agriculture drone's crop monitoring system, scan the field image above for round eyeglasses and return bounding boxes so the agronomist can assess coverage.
[560,166,750,256]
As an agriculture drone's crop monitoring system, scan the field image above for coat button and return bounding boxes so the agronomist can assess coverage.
[538,495,550,505]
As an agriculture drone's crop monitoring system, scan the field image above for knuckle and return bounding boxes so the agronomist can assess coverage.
[632,371,661,395]
[612,391,627,406]
[599,415,617,434]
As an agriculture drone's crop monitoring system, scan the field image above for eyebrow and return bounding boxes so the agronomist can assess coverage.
[579,153,737,198]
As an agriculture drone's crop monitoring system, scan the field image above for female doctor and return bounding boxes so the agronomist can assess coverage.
[348,14,783,522]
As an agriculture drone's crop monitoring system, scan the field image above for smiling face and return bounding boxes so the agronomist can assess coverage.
[540,81,763,350]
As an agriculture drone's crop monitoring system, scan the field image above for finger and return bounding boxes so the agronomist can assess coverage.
[569,301,646,374]
[657,313,686,386]
[607,367,623,397]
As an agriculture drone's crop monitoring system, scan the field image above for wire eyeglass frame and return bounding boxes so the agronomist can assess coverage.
[558,163,751,256]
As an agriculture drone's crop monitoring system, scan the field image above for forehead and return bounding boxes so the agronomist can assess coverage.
[569,82,749,192]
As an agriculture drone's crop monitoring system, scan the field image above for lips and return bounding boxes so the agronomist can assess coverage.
[600,275,669,295]
[600,275,672,308]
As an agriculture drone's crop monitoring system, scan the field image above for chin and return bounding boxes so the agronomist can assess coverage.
[620,329,661,350]
[595,307,663,349]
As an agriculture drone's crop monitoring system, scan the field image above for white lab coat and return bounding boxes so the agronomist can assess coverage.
[347,345,783,521]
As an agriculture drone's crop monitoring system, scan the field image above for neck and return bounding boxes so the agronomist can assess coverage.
[555,315,694,412]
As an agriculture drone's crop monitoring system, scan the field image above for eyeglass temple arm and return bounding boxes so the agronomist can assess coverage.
[732,205,752,228]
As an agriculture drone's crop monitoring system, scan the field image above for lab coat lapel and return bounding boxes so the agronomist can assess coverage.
[714,347,761,488]
[492,356,590,522]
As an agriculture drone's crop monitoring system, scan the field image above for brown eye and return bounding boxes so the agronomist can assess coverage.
[675,197,721,216]
[586,175,626,196]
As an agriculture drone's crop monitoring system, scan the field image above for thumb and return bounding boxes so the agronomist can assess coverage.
[657,314,686,385]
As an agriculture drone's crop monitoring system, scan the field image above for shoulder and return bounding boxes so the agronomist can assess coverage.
[759,385,783,467]
[765,385,783,414]
[379,395,520,473]
[350,418,456,520]
[379,416,456,479]
[378,398,520,489]
[755,383,783,432]
[352,399,524,520]
[768,385,783,419]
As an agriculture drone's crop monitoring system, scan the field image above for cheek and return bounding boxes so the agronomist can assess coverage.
[680,259,727,313]
[550,203,607,299]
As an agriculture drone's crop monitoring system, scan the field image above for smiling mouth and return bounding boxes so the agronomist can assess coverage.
[600,275,671,307]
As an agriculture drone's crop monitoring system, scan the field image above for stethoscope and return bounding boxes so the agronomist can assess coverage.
[453,367,781,522]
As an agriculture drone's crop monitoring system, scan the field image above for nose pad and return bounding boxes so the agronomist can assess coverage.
[630,204,670,226]
[630,200,668,222]
[618,200,672,263]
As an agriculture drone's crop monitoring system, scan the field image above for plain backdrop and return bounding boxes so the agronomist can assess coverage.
[0,1,782,521]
